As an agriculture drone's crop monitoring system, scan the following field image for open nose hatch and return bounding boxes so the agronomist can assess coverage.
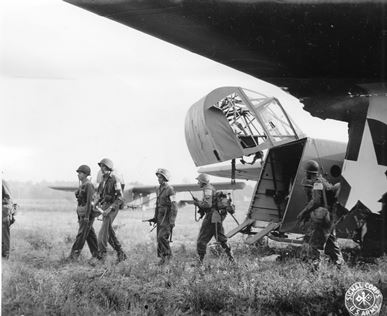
[226,139,307,244]
[185,86,304,167]
[226,137,345,244]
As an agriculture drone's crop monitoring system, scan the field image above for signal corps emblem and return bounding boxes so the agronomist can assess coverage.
[345,282,383,316]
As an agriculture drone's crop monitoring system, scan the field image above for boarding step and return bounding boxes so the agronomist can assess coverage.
[226,218,255,238]
[245,222,281,245]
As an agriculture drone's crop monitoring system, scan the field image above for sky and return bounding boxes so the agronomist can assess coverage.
[0,0,348,185]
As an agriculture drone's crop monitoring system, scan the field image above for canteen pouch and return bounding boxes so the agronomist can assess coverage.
[310,206,330,224]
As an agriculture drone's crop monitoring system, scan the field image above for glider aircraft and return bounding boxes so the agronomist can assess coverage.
[63,0,387,249]
[185,86,348,243]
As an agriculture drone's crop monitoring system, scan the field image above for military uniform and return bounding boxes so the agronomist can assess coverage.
[2,197,12,259]
[2,182,15,259]
[196,183,233,262]
[69,179,99,259]
[154,183,177,260]
[300,175,343,265]
[97,173,126,261]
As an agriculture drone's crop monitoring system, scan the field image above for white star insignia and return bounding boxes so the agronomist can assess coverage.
[342,121,387,213]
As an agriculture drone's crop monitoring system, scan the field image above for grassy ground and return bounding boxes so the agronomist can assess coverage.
[2,199,387,315]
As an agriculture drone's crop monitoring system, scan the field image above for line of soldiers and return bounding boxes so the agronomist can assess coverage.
[3,156,385,267]
[146,170,234,266]
[68,160,235,266]
[70,157,385,268]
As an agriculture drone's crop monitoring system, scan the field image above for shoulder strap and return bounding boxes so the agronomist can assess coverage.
[322,186,328,208]
[101,174,111,194]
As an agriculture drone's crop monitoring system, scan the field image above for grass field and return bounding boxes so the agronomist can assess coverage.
[2,198,386,315]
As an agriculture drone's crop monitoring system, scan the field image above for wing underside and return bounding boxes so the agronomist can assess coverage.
[64,0,386,112]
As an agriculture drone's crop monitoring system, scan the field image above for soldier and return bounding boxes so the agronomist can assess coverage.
[297,160,344,268]
[150,168,178,265]
[2,181,15,259]
[194,174,234,264]
[96,158,127,263]
[68,165,99,261]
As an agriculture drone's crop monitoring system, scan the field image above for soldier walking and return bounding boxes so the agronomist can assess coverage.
[150,168,178,265]
[297,160,344,269]
[96,158,127,263]
[68,165,99,261]
[194,174,234,264]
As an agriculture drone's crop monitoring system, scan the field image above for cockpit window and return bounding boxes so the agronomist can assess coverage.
[215,92,266,149]
[213,88,301,153]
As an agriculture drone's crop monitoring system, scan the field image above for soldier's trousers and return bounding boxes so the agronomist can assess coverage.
[157,223,172,258]
[2,220,10,258]
[70,217,99,258]
[98,209,124,256]
[309,224,343,264]
[197,214,231,259]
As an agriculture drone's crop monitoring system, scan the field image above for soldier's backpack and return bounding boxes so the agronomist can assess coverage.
[310,186,331,225]
[214,191,235,215]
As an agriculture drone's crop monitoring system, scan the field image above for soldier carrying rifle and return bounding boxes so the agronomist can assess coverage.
[147,168,178,266]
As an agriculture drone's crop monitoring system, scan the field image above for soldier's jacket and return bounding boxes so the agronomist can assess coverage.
[75,179,95,218]
[155,183,177,226]
[2,198,13,223]
[97,173,123,210]
[2,182,14,223]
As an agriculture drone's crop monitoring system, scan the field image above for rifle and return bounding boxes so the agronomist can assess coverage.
[142,218,156,224]
[93,205,114,221]
[187,191,206,220]
[142,218,157,232]
[187,191,200,203]
[227,193,239,225]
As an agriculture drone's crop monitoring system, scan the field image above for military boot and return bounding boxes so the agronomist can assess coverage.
[311,259,321,272]
[223,244,234,262]
[66,250,80,262]
[226,250,234,262]
[89,252,105,266]
[157,257,166,266]
[157,255,171,266]
[116,250,127,263]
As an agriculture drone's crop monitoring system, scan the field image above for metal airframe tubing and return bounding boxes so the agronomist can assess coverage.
[237,87,274,147]
[274,97,299,140]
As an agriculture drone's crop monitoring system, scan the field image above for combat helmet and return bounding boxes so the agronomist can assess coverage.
[304,160,320,174]
[196,173,210,184]
[98,158,114,171]
[76,165,91,176]
[155,168,170,181]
